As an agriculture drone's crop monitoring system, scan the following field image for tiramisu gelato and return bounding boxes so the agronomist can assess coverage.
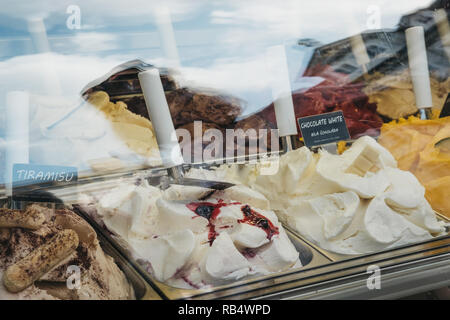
[204,136,447,255]
[379,115,450,217]
[80,183,300,289]
[0,205,135,300]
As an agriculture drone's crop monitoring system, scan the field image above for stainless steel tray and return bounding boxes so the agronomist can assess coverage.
[76,198,450,299]
[8,174,336,299]
[94,221,162,300]
[73,202,331,300]
[57,173,449,299]
[279,212,450,262]
[5,166,450,300]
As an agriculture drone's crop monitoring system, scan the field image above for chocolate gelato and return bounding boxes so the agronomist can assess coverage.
[83,62,246,161]
[233,114,275,152]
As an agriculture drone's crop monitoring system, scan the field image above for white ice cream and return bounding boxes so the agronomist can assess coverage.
[89,180,300,289]
[195,136,447,255]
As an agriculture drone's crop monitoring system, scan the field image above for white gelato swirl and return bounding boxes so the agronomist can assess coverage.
[212,136,446,255]
[92,181,300,288]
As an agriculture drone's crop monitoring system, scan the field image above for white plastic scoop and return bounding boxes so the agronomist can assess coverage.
[265,45,299,151]
[405,26,433,120]
[350,34,370,79]
[265,45,340,153]
[138,69,234,190]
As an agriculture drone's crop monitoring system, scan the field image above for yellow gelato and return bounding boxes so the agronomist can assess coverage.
[87,91,160,163]
[364,71,450,119]
[379,115,450,217]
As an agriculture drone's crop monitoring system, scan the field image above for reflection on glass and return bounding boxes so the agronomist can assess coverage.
[0,0,440,186]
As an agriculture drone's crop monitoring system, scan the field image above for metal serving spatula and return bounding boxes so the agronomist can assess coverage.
[138,69,234,190]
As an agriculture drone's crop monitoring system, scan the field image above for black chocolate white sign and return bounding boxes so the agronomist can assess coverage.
[297,111,350,147]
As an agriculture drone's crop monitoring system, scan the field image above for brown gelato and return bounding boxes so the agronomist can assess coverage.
[0,205,135,300]
[166,88,242,127]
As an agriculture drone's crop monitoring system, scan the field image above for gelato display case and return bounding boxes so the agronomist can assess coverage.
[0,0,449,300]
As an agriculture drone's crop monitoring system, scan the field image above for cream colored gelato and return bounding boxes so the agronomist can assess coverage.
[87,91,161,164]
[85,182,300,289]
[203,136,447,255]
[364,71,450,119]
[0,205,135,300]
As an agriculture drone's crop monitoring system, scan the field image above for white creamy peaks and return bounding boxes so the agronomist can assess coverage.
[342,135,397,169]
[94,181,300,288]
[205,232,251,281]
[256,228,301,272]
[163,184,212,201]
[210,185,271,211]
[97,181,163,241]
[309,191,360,240]
[130,229,196,282]
[316,149,391,199]
[232,223,270,248]
[154,198,210,235]
[364,195,430,245]
[228,136,446,255]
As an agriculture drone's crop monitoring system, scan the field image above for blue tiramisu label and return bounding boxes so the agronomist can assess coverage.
[12,163,78,188]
